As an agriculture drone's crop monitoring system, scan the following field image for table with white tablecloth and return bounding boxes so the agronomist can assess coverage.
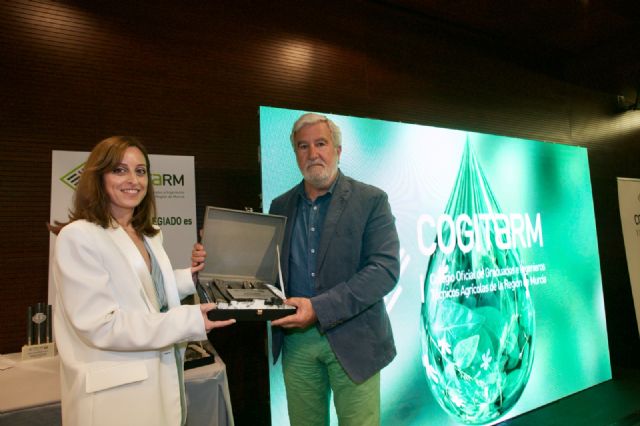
[0,351,233,426]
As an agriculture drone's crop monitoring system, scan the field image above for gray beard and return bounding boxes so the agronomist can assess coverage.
[303,165,336,189]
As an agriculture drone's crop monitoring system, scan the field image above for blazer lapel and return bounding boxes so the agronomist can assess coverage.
[316,174,351,271]
[281,191,299,293]
[144,234,181,308]
[106,226,159,312]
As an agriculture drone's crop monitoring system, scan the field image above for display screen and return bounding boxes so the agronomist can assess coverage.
[260,106,611,425]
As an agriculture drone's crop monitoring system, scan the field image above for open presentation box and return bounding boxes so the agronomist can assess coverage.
[197,206,296,321]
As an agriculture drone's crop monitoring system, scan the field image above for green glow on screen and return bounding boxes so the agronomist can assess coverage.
[260,106,611,425]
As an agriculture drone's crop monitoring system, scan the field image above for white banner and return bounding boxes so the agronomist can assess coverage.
[617,177,640,337]
[49,150,197,302]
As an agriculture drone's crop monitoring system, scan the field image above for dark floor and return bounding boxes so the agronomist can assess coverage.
[500,369,640,426]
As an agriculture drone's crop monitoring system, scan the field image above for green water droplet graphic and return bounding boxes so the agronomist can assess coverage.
[421,140,535,424]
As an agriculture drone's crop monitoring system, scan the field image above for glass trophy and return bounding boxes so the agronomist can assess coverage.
[22,303,56,360]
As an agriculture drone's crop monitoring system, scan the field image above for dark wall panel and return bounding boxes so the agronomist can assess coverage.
[1,1,639,425]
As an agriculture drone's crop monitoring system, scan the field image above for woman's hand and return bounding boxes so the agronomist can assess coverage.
[200,303,236,332]
[190,242,206,274]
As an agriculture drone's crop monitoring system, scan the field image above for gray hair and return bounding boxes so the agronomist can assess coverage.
[290,113,342,150]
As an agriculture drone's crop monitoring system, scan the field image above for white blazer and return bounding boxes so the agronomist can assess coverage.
[53,220,207,426]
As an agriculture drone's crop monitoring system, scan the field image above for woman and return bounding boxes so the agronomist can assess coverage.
[50,136,234,426]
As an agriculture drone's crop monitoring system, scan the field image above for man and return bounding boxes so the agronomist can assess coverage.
[270,112,400,426]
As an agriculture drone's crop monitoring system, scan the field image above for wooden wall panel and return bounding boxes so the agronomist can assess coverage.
[1,1,639,424]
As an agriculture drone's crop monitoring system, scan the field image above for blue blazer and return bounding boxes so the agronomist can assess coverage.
[269,171,400,383]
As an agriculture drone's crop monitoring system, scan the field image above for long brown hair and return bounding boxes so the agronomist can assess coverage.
[49,136,159,236]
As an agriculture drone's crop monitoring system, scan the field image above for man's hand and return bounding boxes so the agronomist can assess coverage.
[271,297,317,329]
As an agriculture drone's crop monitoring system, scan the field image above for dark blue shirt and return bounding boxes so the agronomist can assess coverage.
[288,176,338,298]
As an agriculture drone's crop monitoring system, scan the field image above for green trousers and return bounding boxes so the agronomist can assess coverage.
[282,326,380,426]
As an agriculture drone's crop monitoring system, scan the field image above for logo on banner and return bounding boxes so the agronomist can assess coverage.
[60,162,86,190]
[152,174,185,186]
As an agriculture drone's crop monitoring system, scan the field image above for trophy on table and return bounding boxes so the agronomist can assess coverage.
[22,302,56,360]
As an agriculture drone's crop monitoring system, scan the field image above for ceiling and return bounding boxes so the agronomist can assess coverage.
[375,0,640,101]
